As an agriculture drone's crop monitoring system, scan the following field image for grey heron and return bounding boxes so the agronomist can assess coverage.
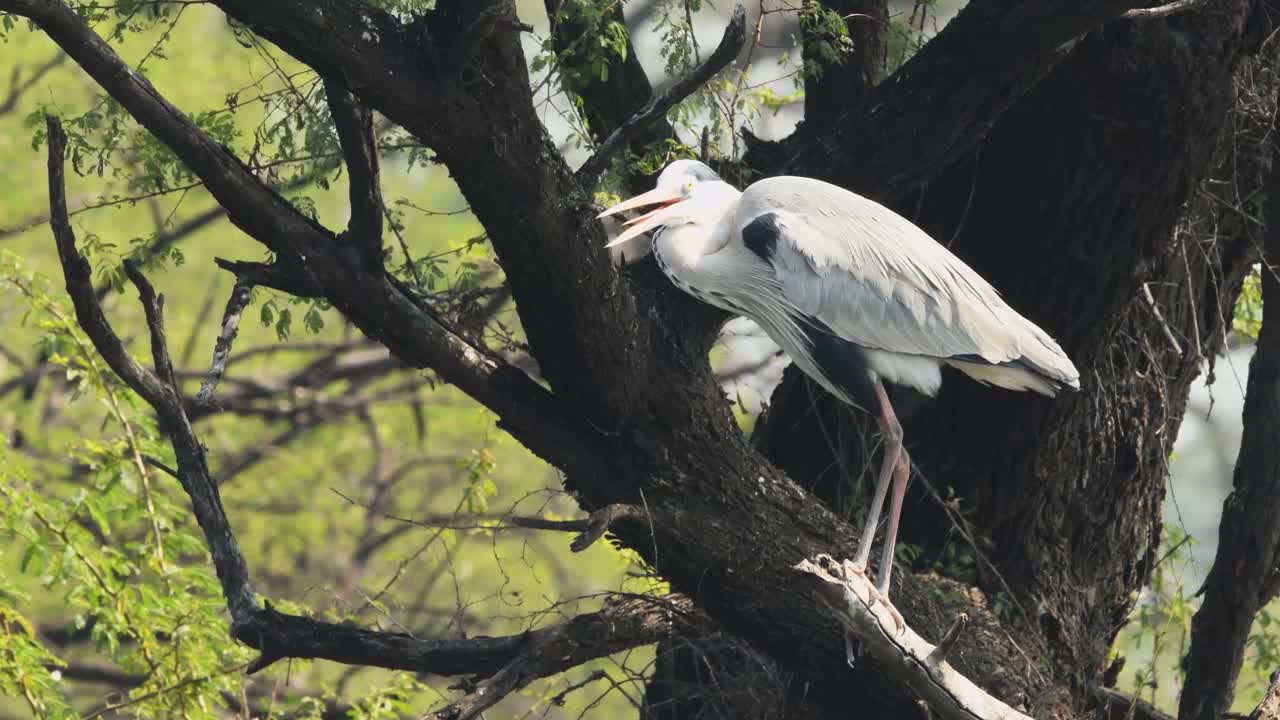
[599,159,1079,604]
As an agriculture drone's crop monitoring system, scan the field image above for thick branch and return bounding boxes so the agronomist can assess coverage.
[242,594,691,680]
[1178,104,1280,720]
[576,4,747,184]
[324,79,384,269]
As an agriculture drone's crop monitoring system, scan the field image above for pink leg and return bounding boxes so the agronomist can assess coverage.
[852,380,903,574]
[875,448,911,596]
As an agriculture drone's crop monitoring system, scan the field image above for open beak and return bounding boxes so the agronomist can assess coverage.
[597,188,684,248]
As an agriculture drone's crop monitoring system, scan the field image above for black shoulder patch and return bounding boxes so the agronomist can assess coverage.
[742,213,782,262]
[801,318,878,412]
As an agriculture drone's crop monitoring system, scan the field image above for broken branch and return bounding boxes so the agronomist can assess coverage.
[795,555,1032,720]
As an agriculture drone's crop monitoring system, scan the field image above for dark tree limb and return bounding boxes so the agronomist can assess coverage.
[46,115,259,622]
[324,79,384,270]
[576,4,747,184]
[1178,101,1280,720]
[1092,687,1176,720]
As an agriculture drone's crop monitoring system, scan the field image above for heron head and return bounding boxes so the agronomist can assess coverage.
[597,160,736,248]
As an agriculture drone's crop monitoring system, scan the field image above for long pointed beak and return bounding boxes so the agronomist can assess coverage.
[596,187,683,219]
[598,188,685,249]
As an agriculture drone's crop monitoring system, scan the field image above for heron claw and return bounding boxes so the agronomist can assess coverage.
[866,583,906,636]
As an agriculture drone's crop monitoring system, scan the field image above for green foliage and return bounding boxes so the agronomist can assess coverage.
[1235,264,1263,340]
[798,0,853,81]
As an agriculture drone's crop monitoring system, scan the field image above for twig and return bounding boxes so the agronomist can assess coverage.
[576,4,747,184]
[1141,283,1183,355]
[196,276,253,405]
[927,614,969,666]
[1122,0,1207,19]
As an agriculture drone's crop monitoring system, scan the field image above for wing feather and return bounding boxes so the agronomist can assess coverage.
[737,177,1080,389]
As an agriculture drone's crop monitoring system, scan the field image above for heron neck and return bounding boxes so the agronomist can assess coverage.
[654,211,734,273]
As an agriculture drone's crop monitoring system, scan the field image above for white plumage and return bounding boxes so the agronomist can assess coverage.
[598,159,1080,604]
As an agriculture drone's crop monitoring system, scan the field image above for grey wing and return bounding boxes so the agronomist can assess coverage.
[737,177,1080,388]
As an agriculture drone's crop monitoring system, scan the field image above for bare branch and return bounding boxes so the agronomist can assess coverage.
[0,52,66,116]
[544,0,675,162]
[195,276,253,405]
[45,115,259,622]
[795,555,1032,720]
[1123,0,1208,19]
[576,4,748,184]
[428,595,696,720]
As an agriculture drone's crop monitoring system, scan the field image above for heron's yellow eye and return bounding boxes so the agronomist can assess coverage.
[685,181,695,193]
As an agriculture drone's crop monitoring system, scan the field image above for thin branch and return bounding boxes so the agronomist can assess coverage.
[195,276,253,405]
[428,595,696,720]
[1123,0,1208,19]
[576,4,747,184]
[46,114,259,624]
[795,555,1032,720]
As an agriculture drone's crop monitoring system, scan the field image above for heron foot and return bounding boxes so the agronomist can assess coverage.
[845,561,905,636]
[865,582,905,636]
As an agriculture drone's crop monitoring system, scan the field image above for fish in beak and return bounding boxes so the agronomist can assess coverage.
[597,187,685,248]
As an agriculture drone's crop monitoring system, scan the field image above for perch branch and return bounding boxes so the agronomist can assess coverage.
[795,555,1032,720]
[576,4,747,184]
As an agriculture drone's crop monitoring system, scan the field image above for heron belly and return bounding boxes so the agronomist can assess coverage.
[862,348,943,397]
